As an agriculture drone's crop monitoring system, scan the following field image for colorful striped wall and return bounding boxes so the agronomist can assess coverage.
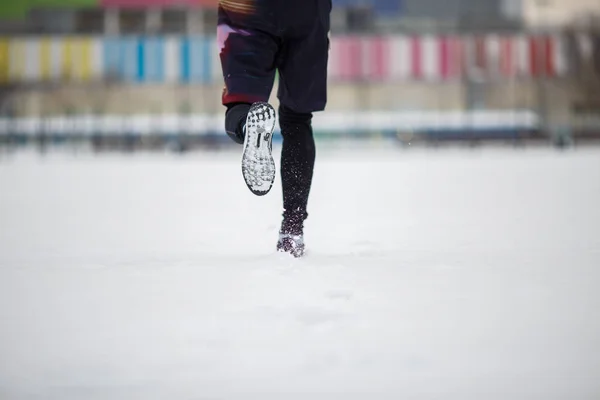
[0,34,570,85]
[329,34,569,81]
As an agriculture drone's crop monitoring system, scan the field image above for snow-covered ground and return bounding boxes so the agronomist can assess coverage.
[1,146,599,400]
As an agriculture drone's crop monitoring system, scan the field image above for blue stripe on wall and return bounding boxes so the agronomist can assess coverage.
[201,37,211,83]
[103,37,121,79]
[181,38,190,83]
[142,37,165,83]
[189,36,200,83]
[137,38,145,82]
[121,37,139,81]
[153,37,165,82]
[184,36,206,83]
[103,36,215,84]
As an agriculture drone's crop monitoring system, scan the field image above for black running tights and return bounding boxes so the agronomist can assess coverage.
[279,104,316,225]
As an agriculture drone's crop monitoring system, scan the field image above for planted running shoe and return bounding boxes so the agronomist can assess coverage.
[276,213,306,257]
[276,233,305,258]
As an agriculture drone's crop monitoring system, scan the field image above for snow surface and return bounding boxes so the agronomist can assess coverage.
[1,146,600,400]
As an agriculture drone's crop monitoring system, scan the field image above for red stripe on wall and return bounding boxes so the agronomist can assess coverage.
[372,36,389,80]
[529,36,540,77]
[336,36,346,79]
[411,36,422,79]
[453,37,465,78]
[500,37,513,77]
[348,36,362,79]
[338,36,353,79]
[544,36,555,77]
[440,36,451,79]
[475,37,487,71]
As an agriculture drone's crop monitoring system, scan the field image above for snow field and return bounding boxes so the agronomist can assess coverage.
[1,146,599,400]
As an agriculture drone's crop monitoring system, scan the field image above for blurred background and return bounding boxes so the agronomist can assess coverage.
[0,0,599,153]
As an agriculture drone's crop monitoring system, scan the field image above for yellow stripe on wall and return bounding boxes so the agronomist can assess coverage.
[80,39,92,81]
[71,38,82,81]
[61,38,92,81]
[0,38,97,83]
[62,38,74,81]
[0,39,9,83]
[39,38,52,81]
[9,39,25,82]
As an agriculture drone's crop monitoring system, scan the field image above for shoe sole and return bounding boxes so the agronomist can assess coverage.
[241,102,276,196]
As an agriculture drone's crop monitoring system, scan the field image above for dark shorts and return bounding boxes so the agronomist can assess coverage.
[217,0,331,114]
